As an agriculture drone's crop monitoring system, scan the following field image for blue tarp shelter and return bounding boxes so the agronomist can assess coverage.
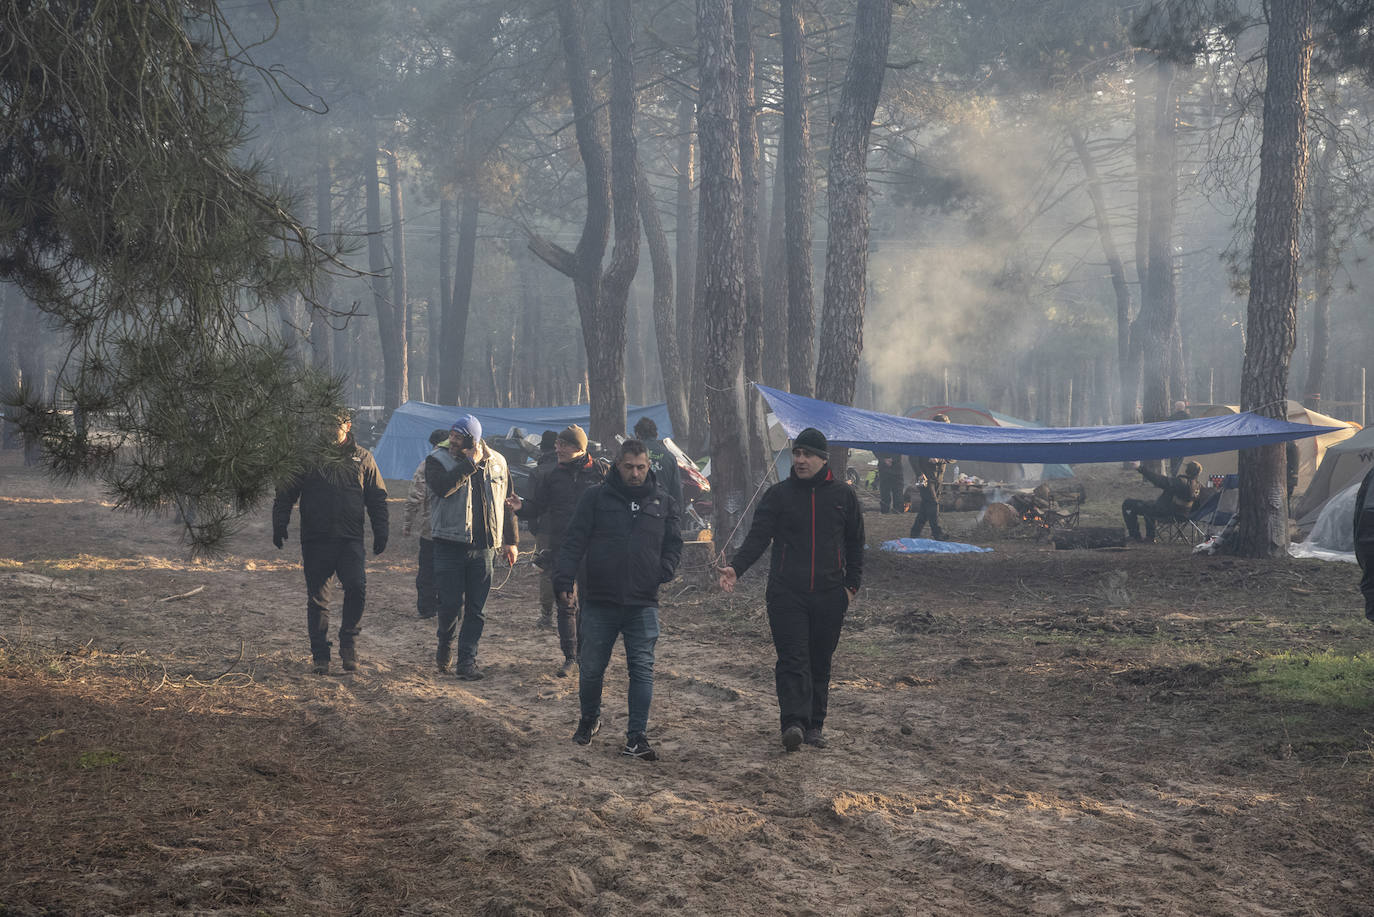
[372,401,673,480]
[757,385,1340,465]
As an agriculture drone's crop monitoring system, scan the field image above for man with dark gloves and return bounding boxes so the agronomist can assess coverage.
[272,410,389,675]
[426,414,519,681]
[403,428,449,619]
[555,439,682,761]
[875,452,904,514]
[633,416,683,508]
[527,430,561,629]
[1122,460,1203,543]
[909,413,952,540]
[718,427,865,752]
[506,424,604,676]
[1354,466,1374,622]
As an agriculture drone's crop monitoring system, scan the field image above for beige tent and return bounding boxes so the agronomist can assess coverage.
[1293,425,1374,530]
[1184,401,1358,496]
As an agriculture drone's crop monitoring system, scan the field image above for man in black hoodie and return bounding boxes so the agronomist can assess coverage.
[719,427,865,752]
[555,439,683,761]
[272,410,389,675]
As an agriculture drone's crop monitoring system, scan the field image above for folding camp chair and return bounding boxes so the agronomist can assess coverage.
[1157,512,1207,544]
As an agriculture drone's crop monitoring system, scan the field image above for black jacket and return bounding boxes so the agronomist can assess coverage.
[517,453,604,550]
[729,465,864,594]
[554,466,683,606]
[273,436,389,544]
[1139,467,1201,515]
[1355,466,1374,563]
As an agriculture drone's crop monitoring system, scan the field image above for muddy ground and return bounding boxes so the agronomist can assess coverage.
[2,451,1372,916]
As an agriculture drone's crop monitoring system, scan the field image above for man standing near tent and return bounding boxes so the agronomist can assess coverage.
[875,452,904,514]
[427,414,519,680]
[272,409,389,675]
[555,439,682,760]
[1122,460,1203,543]
[506,424,603,676]
[909,414,952,540]
[403,428,450,619]
[718,428,865,752]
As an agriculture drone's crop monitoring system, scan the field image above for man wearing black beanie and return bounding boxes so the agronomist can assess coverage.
[718,427,865,752]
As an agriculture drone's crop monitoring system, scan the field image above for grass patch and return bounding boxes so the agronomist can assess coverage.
[1239,651,1374,711]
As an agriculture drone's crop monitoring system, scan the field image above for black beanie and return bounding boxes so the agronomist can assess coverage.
[793,427,828,458]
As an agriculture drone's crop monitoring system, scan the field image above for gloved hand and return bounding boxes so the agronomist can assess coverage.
[373,535,388,556]
[272,530,287,549]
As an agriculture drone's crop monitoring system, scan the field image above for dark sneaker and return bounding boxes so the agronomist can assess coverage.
[311,658,330,676]
[803,727,827,748]
[455,661,484,681]
[339,649,358,672]
[556,657,577,678]
[537,611,554,629]
[781,724,804,752]
[418,608,436,620]
[436,645,452,674]
[622,734,658,761]
[572,717,601,745]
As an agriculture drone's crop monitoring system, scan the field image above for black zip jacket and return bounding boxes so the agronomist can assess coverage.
[517,453,604,549]
[554,466,683,606]
[729,465,864,594]
[273,436,389,543]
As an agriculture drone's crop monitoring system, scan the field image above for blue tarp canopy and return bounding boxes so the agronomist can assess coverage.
[757,385,1340,465]
[372,400,673,480]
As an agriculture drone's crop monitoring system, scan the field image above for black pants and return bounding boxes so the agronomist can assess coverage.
[878,476,903,514]
[766,585,848,731]
[909,486,943,539]
[555,564,589,661]
[1121,499,1177,540]
[302,538,367,662]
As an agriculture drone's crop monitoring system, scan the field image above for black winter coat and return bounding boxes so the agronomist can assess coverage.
[729,465,864,594]
[273,436,389,544]
[517,453,604,550]
[554,466,683,606]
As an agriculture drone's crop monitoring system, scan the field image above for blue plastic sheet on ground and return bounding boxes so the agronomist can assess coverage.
[880,538,993,555]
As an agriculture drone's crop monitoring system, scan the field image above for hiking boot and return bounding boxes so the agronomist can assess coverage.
[435,645,452,674]
[622,734,658,761]
[803,727,827,749]
[572,717,601,745]
[311,658,330,676]
[455,661,484,681]
[556,657,577,678]
[781,724,804,752]
[339,647,358,672]
[537,610,554,629]
[418,607,436,620]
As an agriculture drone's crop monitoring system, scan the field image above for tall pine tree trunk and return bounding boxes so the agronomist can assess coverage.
[310,152,333,372]
[1303,139,1336,407]
[386,149,409,405]
[636,159,690,439]
[781,0,816,396]
[364,122,401,412]
[441,185,479,405]
[735,0,769,475]
[1236,0,1313,557]
[699,0,749,550]
[761,155,790,388]
[816,0,894,477]
[674,96,697,435]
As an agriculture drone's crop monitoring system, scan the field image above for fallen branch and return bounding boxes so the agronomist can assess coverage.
[158,585,205,602]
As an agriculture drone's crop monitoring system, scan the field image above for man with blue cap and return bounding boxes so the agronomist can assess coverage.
[425,413,519,680]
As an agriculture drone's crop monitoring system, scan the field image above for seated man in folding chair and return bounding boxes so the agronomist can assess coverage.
[1121,460,1203,543]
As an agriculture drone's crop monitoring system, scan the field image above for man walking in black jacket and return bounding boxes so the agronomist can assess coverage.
[272,411,389,675]
[719,427,865,752]
[555,440,683,761]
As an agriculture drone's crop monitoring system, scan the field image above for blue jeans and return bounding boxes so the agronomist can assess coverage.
[578,602,659,738]
[433,541,494,665]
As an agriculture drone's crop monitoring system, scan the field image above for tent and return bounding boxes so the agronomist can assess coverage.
[371,400,673,480]
[1294,425,1374,530]
[1289,479,1359,563]
[1183,401,1357,496]
[905,403,1074,483]
[756,384,1340,465]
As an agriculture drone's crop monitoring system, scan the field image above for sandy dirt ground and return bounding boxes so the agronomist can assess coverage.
[2,450,1373,916]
